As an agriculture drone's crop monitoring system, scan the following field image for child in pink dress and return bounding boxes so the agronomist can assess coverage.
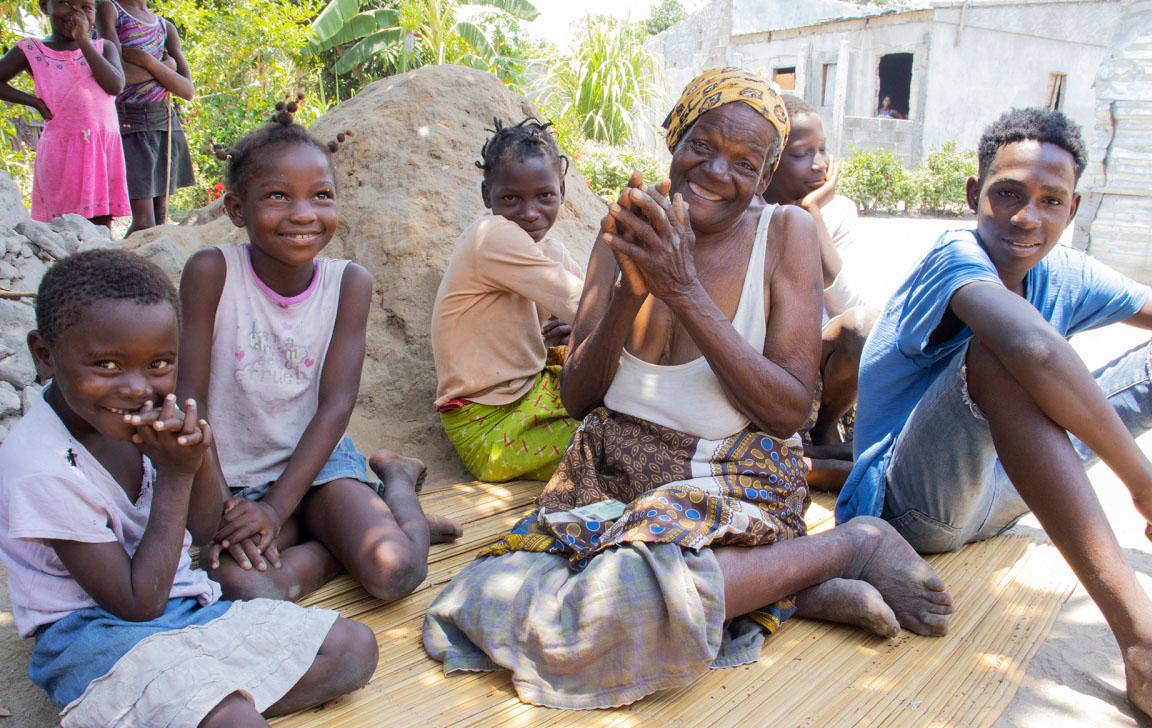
[0,0,130,225]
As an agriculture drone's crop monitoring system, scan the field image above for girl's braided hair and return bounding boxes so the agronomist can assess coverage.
[210,94,355,197]
[476,117,568,182]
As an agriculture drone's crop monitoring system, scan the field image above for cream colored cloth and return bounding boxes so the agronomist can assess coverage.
[60,598,338,727]
[432,214,585,407]
[603,205,775,440]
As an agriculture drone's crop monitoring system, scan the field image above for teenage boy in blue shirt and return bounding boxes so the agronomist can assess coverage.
[838,108,1152,716]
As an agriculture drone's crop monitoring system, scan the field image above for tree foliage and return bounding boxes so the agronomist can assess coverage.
[148,0,328,209]
[305,0,538,79]
[643,0,685,36]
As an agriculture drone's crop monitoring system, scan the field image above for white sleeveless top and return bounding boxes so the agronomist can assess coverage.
[603,204,775,440]
[207,245,349,490]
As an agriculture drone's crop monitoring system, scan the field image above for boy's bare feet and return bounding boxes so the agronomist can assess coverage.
[797,578,900,638]
[369,449,427,492]
[842,516,953,636]
[1124,642,1152,718]
[427,514,464,544]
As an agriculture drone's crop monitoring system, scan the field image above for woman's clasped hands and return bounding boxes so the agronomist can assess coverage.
[602,171,698,302]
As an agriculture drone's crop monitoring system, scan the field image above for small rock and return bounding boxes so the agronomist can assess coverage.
[21,380,42,414]
[9,253,47,292]
[76,238,119,254]
[0,337,34,389]
[0,258,17,282]
[0,381,19,417]
[0,298,34,331]
[52,214,109,248]
[134,237,185,282]
[16,220,68,260]
[0,415,14,442]
[0,170,29,232]
[4,235,27,256]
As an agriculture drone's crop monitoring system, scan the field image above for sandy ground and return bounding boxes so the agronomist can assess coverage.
[1,216,1151,726]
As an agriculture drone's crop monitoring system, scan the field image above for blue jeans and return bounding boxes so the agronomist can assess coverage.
[882,338,1152,553]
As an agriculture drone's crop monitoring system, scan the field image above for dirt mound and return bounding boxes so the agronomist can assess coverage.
[126,65,606,483]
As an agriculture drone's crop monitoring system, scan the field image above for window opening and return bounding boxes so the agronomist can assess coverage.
[876,52,913,119]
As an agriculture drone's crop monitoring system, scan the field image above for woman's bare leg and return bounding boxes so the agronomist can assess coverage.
[715,516,952,636]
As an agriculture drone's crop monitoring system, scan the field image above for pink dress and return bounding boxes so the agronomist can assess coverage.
[18,38,130,222]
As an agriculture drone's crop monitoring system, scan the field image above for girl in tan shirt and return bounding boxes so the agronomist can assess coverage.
[431,118,585,482]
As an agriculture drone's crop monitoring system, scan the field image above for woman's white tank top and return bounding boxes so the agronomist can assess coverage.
[603,204,775,440]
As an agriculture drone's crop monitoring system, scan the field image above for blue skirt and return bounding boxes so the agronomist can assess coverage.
[30,597,231,708]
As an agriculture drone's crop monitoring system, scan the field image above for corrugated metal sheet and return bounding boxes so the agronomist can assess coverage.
[1076,0,1152,283]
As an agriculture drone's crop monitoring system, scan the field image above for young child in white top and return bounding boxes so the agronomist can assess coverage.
[0,249,377,727]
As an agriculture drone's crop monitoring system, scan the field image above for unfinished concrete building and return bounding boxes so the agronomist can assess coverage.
[648,0,1124,166]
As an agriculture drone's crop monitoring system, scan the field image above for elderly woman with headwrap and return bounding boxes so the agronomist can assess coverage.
[423,69,952,710]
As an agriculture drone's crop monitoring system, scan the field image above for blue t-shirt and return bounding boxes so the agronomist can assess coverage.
[836,229,1150,522]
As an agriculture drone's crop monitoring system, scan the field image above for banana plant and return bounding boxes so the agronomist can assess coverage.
[306,0,538,77]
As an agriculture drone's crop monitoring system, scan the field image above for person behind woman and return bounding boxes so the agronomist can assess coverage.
[424,69,952,710]
[96,0,195,234]
[1,249,376,727]
[0,0,129,226]
[763,94,877,490]
[178,107,460,604]
[431,117,585,482]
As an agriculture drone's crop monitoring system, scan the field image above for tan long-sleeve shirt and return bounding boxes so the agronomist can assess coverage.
[431,214,585,407]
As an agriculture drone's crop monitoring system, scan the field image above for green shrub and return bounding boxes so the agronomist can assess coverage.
[571,141,664,202]
[839,143,975,216]
[912,142,977,216]
[838,148,914,213]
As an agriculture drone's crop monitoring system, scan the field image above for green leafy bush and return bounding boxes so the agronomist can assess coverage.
[157,0,327,213]
[838,148,914,213]
[912,142,976,216]
[839,143,975,216]
[571,141,664,202]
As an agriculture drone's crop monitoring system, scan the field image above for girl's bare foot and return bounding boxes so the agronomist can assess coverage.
[369,449,462,543]
[369,449,427,492]
[842,516,954,636]
[427,514,464,544]
[797,577,900,637]
[1124,642,1152,718]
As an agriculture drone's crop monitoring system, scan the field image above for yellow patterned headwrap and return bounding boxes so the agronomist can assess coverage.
[663,67,791,172]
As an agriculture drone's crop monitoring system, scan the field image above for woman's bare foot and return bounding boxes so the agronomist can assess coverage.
[369,449,427,492]
[427,514,464,544]
[1124,642,1152,718]
[797,578,900,637]
[841,516,953,636]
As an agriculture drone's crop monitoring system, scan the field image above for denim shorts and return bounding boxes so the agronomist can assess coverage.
[882,338,1152,553]
[233,436,381,502]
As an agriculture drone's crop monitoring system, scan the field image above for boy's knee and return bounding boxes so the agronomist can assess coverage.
[359,548,427,602]
[885,509,967,554]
